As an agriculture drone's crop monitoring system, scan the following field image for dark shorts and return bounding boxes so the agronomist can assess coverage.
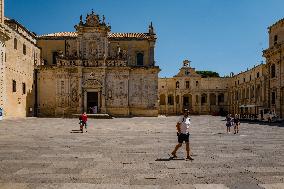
[178,133,190,143]
[81,121,87,127]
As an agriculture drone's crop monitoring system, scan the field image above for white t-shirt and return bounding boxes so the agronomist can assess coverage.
[178,116,191,134]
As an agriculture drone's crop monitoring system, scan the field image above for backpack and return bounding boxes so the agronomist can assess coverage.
[79,115,82,120]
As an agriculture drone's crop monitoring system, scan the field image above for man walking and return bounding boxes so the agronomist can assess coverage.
[170,109,194,160]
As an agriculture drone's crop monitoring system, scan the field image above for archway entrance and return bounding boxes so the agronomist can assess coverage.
[87,92,98,113]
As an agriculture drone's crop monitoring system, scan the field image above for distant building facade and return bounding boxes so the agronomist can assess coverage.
[159,60,230,115]
[36,12,160,117]
[159,19,284,119]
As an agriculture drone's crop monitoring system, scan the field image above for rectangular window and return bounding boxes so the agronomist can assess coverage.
[23,44,26,55]
[12,80,16,92]
[168,95,174,105]
[196,81,199,86]
[22,83,26,94]
[257,72,260,78]
[14,38,17,50]
[186,81,190,89]
[272,92,276,105]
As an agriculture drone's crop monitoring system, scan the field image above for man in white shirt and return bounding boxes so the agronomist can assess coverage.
[170,109,194,160]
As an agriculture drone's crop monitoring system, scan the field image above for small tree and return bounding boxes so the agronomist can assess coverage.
[196,71,220,78]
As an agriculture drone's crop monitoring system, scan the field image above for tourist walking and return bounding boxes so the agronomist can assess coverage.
[79,112,88,133]
[170,109,194,160]
[226,114,232,133]
[234,114,240,134]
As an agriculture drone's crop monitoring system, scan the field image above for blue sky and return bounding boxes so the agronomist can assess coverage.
[5,0,284,77]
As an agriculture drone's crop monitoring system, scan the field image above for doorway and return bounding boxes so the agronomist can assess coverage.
[87,92,98,114]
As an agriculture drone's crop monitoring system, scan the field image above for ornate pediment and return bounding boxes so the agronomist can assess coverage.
[82,79,102,89]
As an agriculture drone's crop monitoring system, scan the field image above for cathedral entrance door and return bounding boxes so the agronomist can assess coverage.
[87,92,99,114]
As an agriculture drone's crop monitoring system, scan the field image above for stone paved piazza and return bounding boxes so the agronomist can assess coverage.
[0,116,283,189]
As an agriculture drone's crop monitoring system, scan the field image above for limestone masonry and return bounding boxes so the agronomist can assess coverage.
[0,0,284,118]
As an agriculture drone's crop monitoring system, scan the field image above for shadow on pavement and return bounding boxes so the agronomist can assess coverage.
[70,129,83,133]
[242,121,284,127]
[155,157,185,161]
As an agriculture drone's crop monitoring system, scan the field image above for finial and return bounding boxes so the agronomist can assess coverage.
[149,21,154,34]
[102,15,105,24]
[79,15,83,25]
[91,9,94,14]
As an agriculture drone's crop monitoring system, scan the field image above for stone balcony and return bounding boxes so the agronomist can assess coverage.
[56,58,127,67]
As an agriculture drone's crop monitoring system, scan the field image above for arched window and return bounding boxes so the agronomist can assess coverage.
[218,93,225,103]
[176,81,179,89]
[274,35,278,45]
[201,94,207,105]
[136,52,144,66]
[168,94,174,105]
[159,94,166,105]
[14,38,17,50]
[271,64,276,78]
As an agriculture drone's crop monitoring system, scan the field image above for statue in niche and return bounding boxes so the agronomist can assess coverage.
[116,44,121,57]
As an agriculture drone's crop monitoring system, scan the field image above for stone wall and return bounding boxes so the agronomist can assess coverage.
[227,64,266,115]
[3,19,40,118]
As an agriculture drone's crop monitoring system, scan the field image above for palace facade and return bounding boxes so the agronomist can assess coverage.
[159,18,284,118]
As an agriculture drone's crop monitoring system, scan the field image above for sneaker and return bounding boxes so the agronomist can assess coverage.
[170,153,177,159]
[186,156,194,161]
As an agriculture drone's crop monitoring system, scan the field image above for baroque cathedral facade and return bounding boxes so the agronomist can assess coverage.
[37,12,160,117]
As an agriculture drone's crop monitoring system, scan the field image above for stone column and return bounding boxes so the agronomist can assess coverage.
[165,94,168,115]
[83,89,87,113]
[207,93,210,113]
